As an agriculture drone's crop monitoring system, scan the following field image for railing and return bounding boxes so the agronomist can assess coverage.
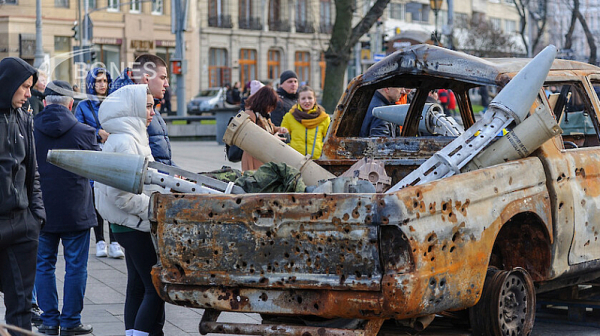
[208,14,233,28]
[296,20,315,33]
[268,19,291,32]
[319,22,333,34]
[239,17,263,30]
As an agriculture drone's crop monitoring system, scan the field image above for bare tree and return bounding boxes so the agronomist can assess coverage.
[513,0,548,56]
[463,16,523,57]
[321,0,391,114]
[564,0,596,64]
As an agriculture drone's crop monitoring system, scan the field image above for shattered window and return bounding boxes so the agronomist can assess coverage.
[550,82,600,148]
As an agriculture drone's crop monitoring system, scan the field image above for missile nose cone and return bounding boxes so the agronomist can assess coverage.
[489,45,557,123]
[47,150,148,194]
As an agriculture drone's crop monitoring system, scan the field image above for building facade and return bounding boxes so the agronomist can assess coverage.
[197,0,333,92]
[0,0,198,109]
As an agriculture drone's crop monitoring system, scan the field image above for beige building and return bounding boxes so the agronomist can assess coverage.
[0,0,198,109]
[0,0,334,109]
[196,0,333,92]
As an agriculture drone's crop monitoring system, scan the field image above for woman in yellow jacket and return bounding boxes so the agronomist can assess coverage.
[281,86,331,159]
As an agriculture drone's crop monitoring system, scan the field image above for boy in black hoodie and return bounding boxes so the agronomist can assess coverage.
[0,57,46,333]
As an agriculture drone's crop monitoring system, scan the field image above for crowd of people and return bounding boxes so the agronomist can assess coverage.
[0,53,173,336]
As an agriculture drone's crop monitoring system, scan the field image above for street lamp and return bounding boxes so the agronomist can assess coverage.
[429,0,443,46]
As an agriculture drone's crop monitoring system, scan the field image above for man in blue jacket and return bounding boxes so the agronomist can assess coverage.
[111,54,175,166]
[359,87,404,137]
[34,81,97,336]
[0,56,45,333]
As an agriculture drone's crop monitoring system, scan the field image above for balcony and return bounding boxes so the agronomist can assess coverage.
[269,19,291,32]
[319,22,333,34]
[239,17,263,30]
[296,20,315,33]
[208,15,233,28]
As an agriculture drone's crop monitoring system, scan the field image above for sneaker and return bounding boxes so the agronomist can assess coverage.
[60,324,93,336]
[96,241,107,257]
[37,324,59,335]
[31,303,43,327]
[108,242,125,259]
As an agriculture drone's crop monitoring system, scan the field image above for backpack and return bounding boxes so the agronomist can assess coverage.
[225,143,243,162]
[224,116,243,162]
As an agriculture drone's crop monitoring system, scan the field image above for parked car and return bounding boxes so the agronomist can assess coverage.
[186,87,238,114]
[149,45,600,336]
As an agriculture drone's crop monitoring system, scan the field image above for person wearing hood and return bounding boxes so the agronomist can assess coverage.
[74,67,125,260]
[33,81,97,336]
[27,70,47,116]
[0,56,46,333]
[94,85,165,336]
[270,70,299,126]
[110,54,176,167]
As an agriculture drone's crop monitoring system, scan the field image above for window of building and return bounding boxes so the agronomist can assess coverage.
[319,52,326,90]
[489,17,501,30]
[504,19,516,33]
[239,49,257,85]
[54,36,71,83]
[209,0,233,27]
[267,50,281,80]
[4,0,17,4]
[91,44,121,74]
[320,0,333,33]
[405,2,429,22]
[297,0,307,23]
[130,0,141,13]
[86,0,96,9]
[295,51,310,84]
[55,0,69,8]
[389,3,404,20]
[209,48,230,87]
[239,0,261,29]
[152,0,163,14]
[107,0,119,11]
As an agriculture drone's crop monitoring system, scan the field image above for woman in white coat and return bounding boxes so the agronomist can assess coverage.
[94,84,163,336]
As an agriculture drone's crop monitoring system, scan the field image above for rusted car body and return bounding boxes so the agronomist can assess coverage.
[149,45,600,335]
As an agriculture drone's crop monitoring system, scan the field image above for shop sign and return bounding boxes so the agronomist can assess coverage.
[156,40,176,47]
[93,37,123,45]
[130,40,154,50]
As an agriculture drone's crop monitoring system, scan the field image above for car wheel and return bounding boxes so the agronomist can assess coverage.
[469,267,536,336]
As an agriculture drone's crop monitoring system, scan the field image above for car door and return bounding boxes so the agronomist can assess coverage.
[546,78,600,265]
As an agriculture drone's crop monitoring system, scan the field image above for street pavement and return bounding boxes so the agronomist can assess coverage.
[1,140,599,335]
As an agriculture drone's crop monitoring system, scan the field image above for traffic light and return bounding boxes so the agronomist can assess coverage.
[72,21,79,41]
[90,49,97,62]
[382,34,388,53]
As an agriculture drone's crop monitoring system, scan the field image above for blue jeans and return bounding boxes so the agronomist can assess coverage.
[35,229,90,328]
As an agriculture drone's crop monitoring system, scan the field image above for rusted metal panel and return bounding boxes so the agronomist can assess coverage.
[151,157,552,320]
[152,193,382,291]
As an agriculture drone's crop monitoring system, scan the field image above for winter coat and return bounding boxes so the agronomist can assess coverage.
[28,89,44,116]
[94,85,158,232]
[360,91,395,137]
[0,57,45,224]
[270,87,298,127]
[34,104,99,232]
[74,67,113,143]
[111,68,175,166]
[280,104,330,159]
[241,109,278,171]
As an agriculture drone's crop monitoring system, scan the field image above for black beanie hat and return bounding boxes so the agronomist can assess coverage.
[280,70,298,84]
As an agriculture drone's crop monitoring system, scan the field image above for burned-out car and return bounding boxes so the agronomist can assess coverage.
[148,45,600,336]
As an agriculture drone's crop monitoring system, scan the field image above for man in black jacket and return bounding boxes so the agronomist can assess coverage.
[359,87,404,137]
[270,70,299,126]
[34,81,96,336]
[0,56,46,333]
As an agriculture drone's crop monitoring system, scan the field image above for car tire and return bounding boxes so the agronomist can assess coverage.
[469,267,536,336]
